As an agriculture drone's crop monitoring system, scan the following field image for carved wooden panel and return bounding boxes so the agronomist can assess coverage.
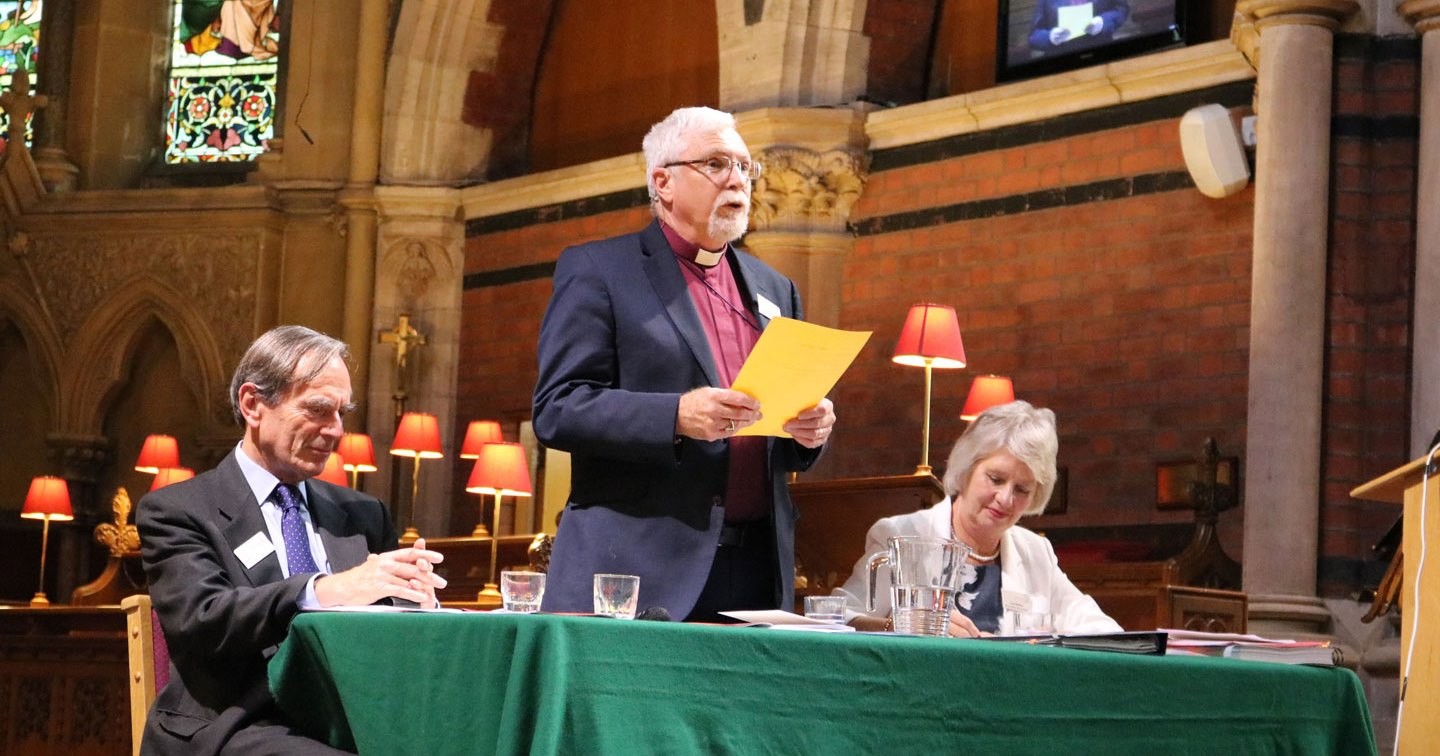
[0,608,130,756]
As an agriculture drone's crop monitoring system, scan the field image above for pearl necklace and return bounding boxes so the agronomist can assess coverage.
[969,546,1000,563]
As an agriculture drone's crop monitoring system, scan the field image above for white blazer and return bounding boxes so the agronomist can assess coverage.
[835,498,1122,635]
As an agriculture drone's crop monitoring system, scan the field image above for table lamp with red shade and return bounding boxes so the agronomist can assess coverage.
[390,413,444,540]
[22,476,74,607]
[316,453,349,487]
[135,434,180,474]
[460,420,505,535]
[960,375,1016,422]
[892,303,967,475]
[337,433,378,489]
[465,442,533,600]
[150,467,195,491]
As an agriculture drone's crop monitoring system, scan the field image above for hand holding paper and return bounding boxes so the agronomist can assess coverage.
[728,318,871,438]
[1056,3,1094,39]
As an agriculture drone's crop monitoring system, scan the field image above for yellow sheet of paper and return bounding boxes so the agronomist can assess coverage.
[730,317,871,438]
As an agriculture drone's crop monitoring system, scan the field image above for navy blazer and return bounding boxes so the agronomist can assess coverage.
[533,220,822,619]
[137,450,395,756]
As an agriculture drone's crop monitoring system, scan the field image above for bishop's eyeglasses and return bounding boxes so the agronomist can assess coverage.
[663,155,763,180]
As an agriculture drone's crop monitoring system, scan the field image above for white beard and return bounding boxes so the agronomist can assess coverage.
[707,192,751,243]
[708,211,749,244]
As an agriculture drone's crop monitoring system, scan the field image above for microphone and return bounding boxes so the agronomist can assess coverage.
[636,606,672,621]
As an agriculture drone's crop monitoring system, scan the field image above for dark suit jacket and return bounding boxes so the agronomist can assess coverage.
[533,220,822,619]
[136,450,396,756]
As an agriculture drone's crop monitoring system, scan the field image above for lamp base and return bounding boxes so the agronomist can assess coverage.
[400,526,421,542]
[477,583,502,606]
[29,592,49,607]
[471,523,491,538]
[912,464,933,476]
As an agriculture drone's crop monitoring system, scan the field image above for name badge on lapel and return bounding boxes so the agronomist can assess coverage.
[1001,588,1031,613]
[235,531,275,569]
[755,294,782,321]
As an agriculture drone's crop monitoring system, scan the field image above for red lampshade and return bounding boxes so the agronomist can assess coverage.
[338,433,378,472]
[465,442,533,498]
[315,453,349,486]
[459,420,504,459]
[960,375,1016,421]
[390,413,444,459]
[21,477,74,521]
[135,434,180,474]
[892,304,967,369]
[150,467,196,491]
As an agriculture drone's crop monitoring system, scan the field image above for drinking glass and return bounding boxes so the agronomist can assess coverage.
[803,595,846,624]
[500,570,545,613]
[593,573,640,619]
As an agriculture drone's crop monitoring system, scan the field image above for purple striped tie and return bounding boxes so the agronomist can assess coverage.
[275,483,320,575]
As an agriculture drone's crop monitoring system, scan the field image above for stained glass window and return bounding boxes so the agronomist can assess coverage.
[0,0,42,156]
[165,0,282,164]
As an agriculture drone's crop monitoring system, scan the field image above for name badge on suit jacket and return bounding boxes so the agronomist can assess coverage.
[756,294,782,321]
[234,531,275,569]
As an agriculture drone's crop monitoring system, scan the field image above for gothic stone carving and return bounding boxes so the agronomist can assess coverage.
[28,232,258,360]
[750,146,868,232]
[382,238,452,303]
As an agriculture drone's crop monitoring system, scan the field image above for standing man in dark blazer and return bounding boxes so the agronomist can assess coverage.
[533,106,837,621]
[137,325,446,755]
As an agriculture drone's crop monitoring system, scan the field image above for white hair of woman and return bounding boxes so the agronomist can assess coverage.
[941,400,1059,516]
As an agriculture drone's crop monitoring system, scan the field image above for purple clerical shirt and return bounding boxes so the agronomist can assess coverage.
[660,222,771,523]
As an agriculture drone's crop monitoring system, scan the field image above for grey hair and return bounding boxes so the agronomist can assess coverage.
[941,400,1059,517]
[229,325,350,425]
[642,106,739,202]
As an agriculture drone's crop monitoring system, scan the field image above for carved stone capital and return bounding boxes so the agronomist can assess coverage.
[267,180,342,216]
[1399,0,1440,33]
[1237,0,1362,31]
[749,147,868,233]
[44,432,110,484]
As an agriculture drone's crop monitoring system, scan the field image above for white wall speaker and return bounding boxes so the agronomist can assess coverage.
[1179,104,1251,199]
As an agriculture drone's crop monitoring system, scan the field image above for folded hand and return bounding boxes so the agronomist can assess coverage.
[315,537,447,607]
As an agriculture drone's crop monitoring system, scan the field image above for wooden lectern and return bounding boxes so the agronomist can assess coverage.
[1352,453,1440,754]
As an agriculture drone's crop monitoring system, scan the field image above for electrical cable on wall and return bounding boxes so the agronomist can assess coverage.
[1394,439,1440,754]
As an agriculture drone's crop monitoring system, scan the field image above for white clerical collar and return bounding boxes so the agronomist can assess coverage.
[694,247,724,266]
[660,220,727,268]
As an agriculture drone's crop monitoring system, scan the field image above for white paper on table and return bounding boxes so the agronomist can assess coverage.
[720,609,852,629]
[1057,3,1094,39]
[302,604,466,614]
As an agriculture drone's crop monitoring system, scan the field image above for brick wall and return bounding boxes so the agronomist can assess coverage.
[453,60,1420,599]
[836,82,1257,559]
[455,194,652,533]
[1320,36,1419,596]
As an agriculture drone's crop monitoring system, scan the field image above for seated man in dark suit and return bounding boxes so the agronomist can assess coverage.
[137,325,446,755]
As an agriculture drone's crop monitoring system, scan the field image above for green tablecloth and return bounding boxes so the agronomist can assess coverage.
[269,612,1375,755]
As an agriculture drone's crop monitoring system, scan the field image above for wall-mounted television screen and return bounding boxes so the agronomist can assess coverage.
[997,0,1186,82]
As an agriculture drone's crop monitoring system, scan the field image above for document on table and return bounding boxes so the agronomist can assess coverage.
[720,609,857,632]
[729,317,871,438]
[1057,3,1094,39]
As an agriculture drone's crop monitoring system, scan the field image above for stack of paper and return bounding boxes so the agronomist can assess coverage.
[1162,628,1340,665]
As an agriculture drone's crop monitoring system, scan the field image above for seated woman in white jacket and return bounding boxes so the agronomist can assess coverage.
[838,400,1120,637]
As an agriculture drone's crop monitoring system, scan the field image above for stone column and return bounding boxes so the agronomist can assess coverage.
[31,0,79,191]
[44,432,110,602]
[1236,0,1359,637]
[339,0,390,427]
[371,187,464,538]
[716,0,870,111]
[737,107,869,328]
[1402,0,1440,456]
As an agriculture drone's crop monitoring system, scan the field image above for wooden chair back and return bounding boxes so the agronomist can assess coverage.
[121,594,168,756]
